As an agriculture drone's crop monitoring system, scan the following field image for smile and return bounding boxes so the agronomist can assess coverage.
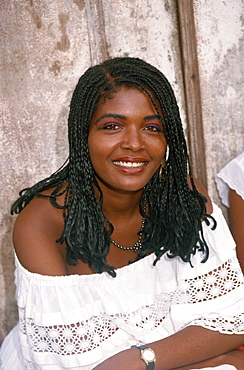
[113,161,147,168]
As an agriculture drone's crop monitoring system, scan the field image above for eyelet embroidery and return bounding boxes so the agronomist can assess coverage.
[18,258,243,364]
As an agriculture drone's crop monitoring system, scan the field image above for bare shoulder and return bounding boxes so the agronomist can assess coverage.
[13,187,67,276]
[187,175,213,215]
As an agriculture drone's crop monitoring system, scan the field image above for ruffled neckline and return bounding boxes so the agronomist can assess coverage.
[15,203,221,283]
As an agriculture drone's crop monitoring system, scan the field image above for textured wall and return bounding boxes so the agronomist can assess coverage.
[0,0,184,344]
[0,0,243,344]
[193,0,244,204]
[0,0,90,343]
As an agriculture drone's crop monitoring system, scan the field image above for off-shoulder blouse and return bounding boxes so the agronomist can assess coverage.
[1,203,244,369]
[216,151,244,207]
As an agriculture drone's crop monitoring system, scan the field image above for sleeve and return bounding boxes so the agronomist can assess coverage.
[215,152,244,207]
[170,203,244,334]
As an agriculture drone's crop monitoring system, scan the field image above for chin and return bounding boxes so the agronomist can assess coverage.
[113,182,147,193]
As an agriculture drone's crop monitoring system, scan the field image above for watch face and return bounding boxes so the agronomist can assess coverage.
[142,348,155,362]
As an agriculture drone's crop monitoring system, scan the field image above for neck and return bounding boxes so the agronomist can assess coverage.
[94,185,144,220]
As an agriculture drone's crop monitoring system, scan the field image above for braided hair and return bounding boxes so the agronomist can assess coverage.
[11,57,215,277]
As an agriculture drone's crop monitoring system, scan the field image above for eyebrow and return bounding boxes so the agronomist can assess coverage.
[95,113,161,124]
[95,114,126,124]
[143,115,161,121]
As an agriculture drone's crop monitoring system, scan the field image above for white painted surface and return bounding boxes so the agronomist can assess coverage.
[193,0,244,203]
[0,0,243,342]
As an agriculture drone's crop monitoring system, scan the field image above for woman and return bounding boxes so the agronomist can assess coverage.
[216,152,244,273]
[1,57,243,369]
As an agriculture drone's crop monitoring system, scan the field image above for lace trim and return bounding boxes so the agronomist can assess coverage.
[18,258,243,356]
[172,258,243,304]
[111,298,170,336]
[189,314,244,334]
[20,313,118,355]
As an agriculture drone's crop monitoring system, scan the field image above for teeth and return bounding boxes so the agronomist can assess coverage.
[113,161,146,168]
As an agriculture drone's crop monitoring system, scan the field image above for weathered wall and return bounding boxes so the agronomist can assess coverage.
[0,0,90,343]
[193,0,244,204]
[0,0,184,344]
[0,0,243,344]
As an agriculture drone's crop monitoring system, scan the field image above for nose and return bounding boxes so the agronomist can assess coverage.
[120,127,145,152]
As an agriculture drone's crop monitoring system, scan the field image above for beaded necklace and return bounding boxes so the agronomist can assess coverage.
[110,196,147,252]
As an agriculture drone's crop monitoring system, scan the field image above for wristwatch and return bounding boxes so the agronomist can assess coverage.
[132,344,156,369]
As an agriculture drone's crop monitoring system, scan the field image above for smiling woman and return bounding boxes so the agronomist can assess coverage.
[0,57,243,369]
[88,87,167,194]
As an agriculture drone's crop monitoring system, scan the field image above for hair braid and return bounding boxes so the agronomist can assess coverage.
[12,57,215,277]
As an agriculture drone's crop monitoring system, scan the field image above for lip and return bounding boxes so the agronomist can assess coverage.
[112,157,149,174]
[113,156,149,162]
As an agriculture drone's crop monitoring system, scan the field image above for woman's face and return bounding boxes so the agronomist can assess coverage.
[88,87,167,194]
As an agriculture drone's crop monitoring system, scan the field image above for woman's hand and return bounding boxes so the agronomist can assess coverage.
[93,348,244,370]
[92,347,143,370]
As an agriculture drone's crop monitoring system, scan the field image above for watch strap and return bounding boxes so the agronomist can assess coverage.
[131,345,155,370]
[147,362,155,370]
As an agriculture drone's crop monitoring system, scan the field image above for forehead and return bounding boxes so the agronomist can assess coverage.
[93,87,161,117]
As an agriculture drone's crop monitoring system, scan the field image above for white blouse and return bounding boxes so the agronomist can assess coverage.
[0,203,244,370]
[216,152,244,207]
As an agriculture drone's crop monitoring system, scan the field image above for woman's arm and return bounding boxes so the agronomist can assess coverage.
[173,350,244,370]
[229,188,244,273]
[13,191,68,276]
[93,326,244,370]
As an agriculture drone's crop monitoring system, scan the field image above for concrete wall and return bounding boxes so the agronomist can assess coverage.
[0,0,243,343]
[193,0,244,203]
[0,0,184,343]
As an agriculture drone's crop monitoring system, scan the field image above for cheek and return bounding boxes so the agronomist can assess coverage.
[153,139,167,160]
[88,137,110,171]
[88,132,116,157]
[88,145,99,168]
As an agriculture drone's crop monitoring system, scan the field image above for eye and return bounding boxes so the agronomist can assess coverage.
[102,123,121,130]
[144,124,162,132]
